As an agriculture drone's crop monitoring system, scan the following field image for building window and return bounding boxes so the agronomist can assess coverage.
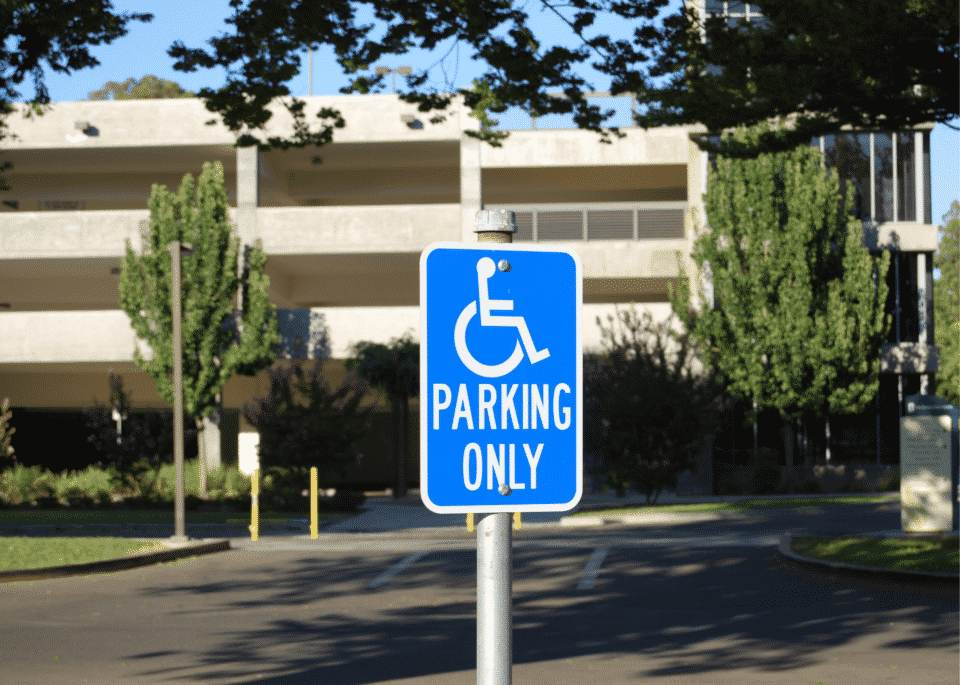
[896,132,916,221]
[818,131,928,223]
[823,133,872,221]
[874,133,894,223]
[705,130,928,224]
[923,132,931,224]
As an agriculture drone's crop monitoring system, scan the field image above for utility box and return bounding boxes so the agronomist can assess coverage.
[900,394,959,533]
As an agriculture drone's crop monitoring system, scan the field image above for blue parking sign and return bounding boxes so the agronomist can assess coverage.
[419,242,582,513]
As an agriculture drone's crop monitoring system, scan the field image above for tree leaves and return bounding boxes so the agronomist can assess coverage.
[584,306,721,504]
[87,75,195,100]
[674,122,890,424]
[118,161,281,422]
[934,200,960,405]
[242,361,375,477]
[159,0,955,155]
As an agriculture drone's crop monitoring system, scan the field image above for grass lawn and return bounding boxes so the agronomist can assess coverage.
[791,535,960,574]
[572,493,901,516]
[0,508,356,574]
[0,537,177,572]
[0,509,341,526]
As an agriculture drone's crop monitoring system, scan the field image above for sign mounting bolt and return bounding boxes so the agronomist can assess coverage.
[498,260,511,273]
[499,483,512,496]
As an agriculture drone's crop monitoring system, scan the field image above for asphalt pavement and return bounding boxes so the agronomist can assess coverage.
[2,491,955,685]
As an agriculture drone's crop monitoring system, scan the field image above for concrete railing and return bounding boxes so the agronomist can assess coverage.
[0,204,465,259]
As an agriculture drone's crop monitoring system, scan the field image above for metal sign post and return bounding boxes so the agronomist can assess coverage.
[420,209,583,685]
[477,507,512,684]
[475,212,515,685]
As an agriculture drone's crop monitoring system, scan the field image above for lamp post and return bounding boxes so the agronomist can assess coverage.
[374,66,411,94]
[167,240,194,543]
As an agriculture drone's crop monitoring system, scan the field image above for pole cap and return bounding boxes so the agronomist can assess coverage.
[474,209,517,234]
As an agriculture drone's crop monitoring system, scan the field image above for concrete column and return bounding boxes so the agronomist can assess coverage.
[460,98,482,241]
[228,145,262,469]
[918,252,929,394]
[914,131,924,224]
[236,146,260,246]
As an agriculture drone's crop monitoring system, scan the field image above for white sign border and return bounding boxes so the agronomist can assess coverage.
[419,241,583,514]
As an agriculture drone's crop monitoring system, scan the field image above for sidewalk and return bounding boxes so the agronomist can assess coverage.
[3,490,954,586]
[321,488,907,536]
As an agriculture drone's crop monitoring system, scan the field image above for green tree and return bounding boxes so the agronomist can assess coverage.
[934,200,960,405]
[242,361,376,488]
[87,74,195,100]
[345,333,419,499]
[167,0,956,154]
[119,161,281,496]
[82,374,186,499]
[672,123,890,485]
[584,306,721,504]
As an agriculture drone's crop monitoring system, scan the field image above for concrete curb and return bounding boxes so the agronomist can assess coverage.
[560,511,737,527]
[558,493,901,528]
[0,539,231,583]
[777,532,959,585]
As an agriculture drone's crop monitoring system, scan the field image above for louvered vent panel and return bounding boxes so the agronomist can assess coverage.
[587,210,633,240]
[637,209,684,239]
[536,211,583,241]
[512,211,533,241]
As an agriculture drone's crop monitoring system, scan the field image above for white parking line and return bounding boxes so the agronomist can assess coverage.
[366,551,430,588]
[577,546,611,590]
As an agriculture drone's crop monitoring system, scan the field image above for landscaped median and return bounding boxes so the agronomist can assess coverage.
[562,492,959,582]
[0,537,231,583]
[780,533,959,582]
[0,508,352,583]
[561,493,902,526]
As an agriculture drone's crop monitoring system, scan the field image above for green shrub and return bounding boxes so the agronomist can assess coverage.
[0,459,253,509]
[584,307,722,504]
[223,467,251,498]
[0,464,56,505]
[51,465,115,504]
[878,472,900,492]
[83,375,188,495]
[839,476,869,493]
[749,447,782,495]
[148,458,202,502]
[243,362,375,482]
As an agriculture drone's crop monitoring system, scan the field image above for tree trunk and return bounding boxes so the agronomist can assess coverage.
[195,397,222,501]
[389,394,407,499]
[781,411,795,493]
[195,416,207,500]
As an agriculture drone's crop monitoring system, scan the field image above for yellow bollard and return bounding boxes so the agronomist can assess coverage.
[249,468,259,541]
[310,466,318,539]
[468,512,518,530]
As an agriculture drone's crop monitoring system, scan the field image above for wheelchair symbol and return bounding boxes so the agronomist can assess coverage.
[454,257,550,378]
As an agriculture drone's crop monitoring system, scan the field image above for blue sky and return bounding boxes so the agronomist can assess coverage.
[18,0,960,230]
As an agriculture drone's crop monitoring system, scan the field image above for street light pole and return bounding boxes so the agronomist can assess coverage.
[167,240,194,543]
[374,65,412,94]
